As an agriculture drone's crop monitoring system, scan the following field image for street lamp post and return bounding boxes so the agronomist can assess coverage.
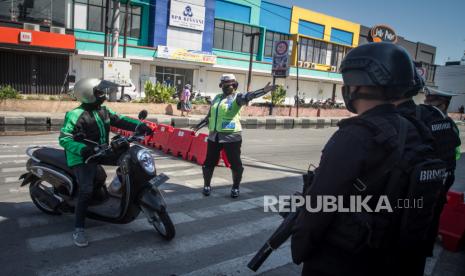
[245,32,260,92]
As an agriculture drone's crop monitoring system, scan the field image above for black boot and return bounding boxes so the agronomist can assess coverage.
[231,167,243,198]
[202,166,214,196]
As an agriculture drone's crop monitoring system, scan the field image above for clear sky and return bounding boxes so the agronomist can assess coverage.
[267,0,465,65]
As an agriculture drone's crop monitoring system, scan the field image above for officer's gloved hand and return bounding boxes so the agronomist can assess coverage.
[137,123,154,136]
[80,146,96,160]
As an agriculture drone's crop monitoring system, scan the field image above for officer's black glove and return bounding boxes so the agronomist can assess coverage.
[191,118,208,133]
[245,82,277,102]
[136,123,154,136]
[80,146,96,160]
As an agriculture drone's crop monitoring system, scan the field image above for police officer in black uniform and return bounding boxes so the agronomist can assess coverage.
[393,71,462,273]
[291,42,428,276]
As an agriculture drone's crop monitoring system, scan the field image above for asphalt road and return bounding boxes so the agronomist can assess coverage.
[0,127,464,276]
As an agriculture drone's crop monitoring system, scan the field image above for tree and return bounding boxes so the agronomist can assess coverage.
[263,85,286,106]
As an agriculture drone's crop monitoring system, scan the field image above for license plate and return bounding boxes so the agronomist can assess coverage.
[149,173,169,187]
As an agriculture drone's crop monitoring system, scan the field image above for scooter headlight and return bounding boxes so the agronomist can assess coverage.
[137,150,155,175]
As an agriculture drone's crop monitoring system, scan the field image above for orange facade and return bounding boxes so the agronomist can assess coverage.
[0,27,75,51]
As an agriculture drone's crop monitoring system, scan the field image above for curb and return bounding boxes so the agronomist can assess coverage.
[0,115,342,129]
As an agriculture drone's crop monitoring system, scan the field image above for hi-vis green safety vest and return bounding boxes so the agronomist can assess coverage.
[208,93,242,133]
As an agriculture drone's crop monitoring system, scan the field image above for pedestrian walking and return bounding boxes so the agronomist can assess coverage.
[181,84,192,117]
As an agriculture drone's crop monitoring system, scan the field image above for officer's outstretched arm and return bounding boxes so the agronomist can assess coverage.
[239,82,277,104]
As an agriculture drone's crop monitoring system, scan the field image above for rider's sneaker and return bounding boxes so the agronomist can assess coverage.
[202,186,211,196]
[73,228,89,247]
[231,188,240,198]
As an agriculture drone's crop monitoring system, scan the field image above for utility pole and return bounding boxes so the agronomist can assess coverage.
[112,0,120,58]
[103,0,111,57]
[121,0,130,100]
[296,38,300,118]
[123,0,129,58]
[245,32,260,92]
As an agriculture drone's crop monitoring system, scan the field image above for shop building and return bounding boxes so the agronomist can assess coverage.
[1,0,440,104]
[0,0,75,94]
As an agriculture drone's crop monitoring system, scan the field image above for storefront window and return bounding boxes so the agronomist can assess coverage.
[264,31,290,57]
[0,0,66,27]
[73,0,141,38]
[155,66,194,95]
[213,19,260,54]
[298,36,350,69]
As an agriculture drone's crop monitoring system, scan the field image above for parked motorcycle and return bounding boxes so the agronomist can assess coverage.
[19,111,176,240]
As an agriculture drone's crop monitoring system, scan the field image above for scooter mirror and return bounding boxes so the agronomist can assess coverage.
[138,110,148,120]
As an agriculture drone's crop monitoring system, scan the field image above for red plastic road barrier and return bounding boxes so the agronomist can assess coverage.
[188,133,209,165]
[220,150,231,168]
[141,120,158,146]
[187,133,231,167]
[153,124,174,151]
[439,191,465,251]
[165,128,195,159]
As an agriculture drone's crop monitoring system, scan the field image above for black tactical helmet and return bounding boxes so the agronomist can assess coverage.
[404,65,425,97]
[340,42,415,99]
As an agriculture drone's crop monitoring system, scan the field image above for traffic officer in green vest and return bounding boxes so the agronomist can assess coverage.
[192,74,276,198]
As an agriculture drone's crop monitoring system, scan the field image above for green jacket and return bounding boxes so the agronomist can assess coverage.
[59,104,140,167]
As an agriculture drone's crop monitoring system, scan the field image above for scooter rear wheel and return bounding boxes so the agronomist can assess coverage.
[150,209,175,240]
[30,180,62,215]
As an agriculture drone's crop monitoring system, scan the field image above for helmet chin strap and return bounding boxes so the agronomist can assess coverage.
[342,86,387,113]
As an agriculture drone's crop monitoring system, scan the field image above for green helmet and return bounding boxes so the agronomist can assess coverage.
[73,78,119,104]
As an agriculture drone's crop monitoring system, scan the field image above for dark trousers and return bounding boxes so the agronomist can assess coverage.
[73,163,107,228]
[204,139,244,188]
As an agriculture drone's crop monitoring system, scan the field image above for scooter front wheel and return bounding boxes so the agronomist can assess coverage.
[148,209,175,240]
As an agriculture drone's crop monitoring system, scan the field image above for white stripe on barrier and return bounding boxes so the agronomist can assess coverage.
[37,216,280,276]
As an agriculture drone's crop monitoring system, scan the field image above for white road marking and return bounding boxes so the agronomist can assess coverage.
[27,196,265,252]
[0,154,27,159]
[1,167,26,173]
[0,159,27,165]
[181,242,292,276]
[17,187,254,228]
[37,216,280,276]
[164,168,202,177]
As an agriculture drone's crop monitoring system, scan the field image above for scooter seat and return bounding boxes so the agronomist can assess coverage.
[33,148,74,175]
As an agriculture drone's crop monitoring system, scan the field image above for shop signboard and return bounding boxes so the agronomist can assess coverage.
[369,25,398,43]
[157,45,217,64]
[272,40,292,78]
[169,0,205,31]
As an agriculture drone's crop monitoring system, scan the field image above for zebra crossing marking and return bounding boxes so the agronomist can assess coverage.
[181,242,292,276]
[26,196,266,252]
[37,216,281,276]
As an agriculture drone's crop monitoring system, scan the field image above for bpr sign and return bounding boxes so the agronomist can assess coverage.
[169,0,205,31]
[272,40,292,78]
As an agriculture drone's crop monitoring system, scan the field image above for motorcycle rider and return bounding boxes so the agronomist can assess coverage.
[59,78,153,247]
[192,74,275,198]
[291,42,433,275]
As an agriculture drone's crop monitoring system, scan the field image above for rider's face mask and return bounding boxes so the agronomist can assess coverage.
[93,89,107,105]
